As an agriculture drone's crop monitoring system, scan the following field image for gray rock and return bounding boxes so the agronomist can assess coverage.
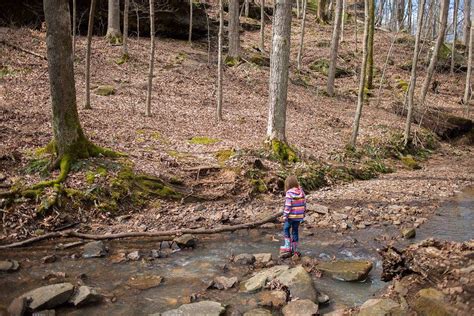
[257,290,287,308]
[12,283,74,312]
[68,286,102,306]
[82,241,107,258]
[282,299,318,316]
[401,227,416,239]
[32,310,56,316]
[194,204,205,212]
[211,276,238,290]
[306,204,329,215]
[358,298,401,316]
[254,253,272,265]
[151,249,167,258]
[240,265,289,293]
[173,234,197,249]
[160,300,226,316]
[317,293,330,304]
[275,265,317,301]
[317,260,373,281]
[0,259,20,272]
[234,254,256,265]
[127,250,141,261]
[243,308,272,316]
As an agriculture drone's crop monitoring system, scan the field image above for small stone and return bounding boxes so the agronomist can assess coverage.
[41,255,57,264]
[193,204,205,212]
[127,251,141,261]
[254,253,272,265]
[356,223,366,229]
[95,85,115,96]
[82,241,107,258]
[282,299,318,316]
[68,286,102,306]
[0,172,6,181]
[110,252,127,264]
[393,220,401,225]
[211,276,238,290]
[257,290,287,308]
[317,293,330,304]
[151,249,167,258]
[401,227,416,239]
[340,222,348,230]
[173,234,197,249]
[234,254,256,265]
[0,260,20,272]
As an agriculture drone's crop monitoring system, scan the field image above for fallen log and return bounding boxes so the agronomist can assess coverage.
[391,101,473,140]
[0,211,282,249]
[0,40,47,60]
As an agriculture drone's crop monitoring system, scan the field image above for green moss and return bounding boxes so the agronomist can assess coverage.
[24,158,50,176]
[249,54,270,67]
[401,155,421,170]
[175,52,187,64]
[310,59,352,78]
[107,34,123,45]
[188,136,221,145]
[0,66,19,78]
[395,79,409,92]
[225,56,240,67]
[95,85,116,96]
[215,149,235,164]
[270,139,299,163]
[251,179,267,193]
[115,53,129,65]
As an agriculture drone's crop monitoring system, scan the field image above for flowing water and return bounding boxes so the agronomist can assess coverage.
[0,187,472,315]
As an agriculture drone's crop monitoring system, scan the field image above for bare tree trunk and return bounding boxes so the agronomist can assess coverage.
[145,0,155,117]
[297,0,308,71]
[376,30,399,107]
[245,0,250,17]
[267,0,292,142]
[403,0,426,146]
[419,0,449,106]
[123,0,130,56]
[296,0,301,19]
[464,21,473,105]
[189,0,193,44]
[327,0,343,96]
[451,0,459,75]
[355,1,358,52]
[228,0,240,58]
[463,0,472,47]
[340,0,345,42]
[349,0,370,148]
[217,0,224,120]
[366,0,375,89]
[318,0,328,23]
[106,0,122,43]
[407,0,412,33]
[376,0,384,26]
[397,0,405,30]
[84,0,96,110]
[72,0,76,59]
[136,2,140,40]
[260,0,265,51]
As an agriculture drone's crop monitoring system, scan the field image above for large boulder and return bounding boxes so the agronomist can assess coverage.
[210,276,238,290]
[282,299,318,316]
[357,298,401,316]
[68,286,102,306]
[240,265,289,293]
[275,265,317,302]
[159,300,226,316]
[9,283,74,313]
[257,290,287,308]
[317,260,373,281]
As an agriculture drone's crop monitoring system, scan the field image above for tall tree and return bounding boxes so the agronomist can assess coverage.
[267,0,292,142]
[366,0,375,89]
[419,0,449,106]
[123,0,130,57]
[327,0,343,96]
[189,0,193,44]
[106,0,122,43]
[451,0,459,75]
[375,0,384,26]
[228,0,240,58]
[145,0,155,117]
[463,0,472,47]
[340,0,345,42]
[407,0,412,33]
[260,0,265,51]
[84,0,97,110]
[72,0,76,58]
[349,0,370,148]
[317,0,329,23]
[397,0,405,30]
[296,0,301,19]
[217,0,224,120]
[463,20,473,105]
[404,0,427,146]
[297,0,308,71]
[43,0,116,182]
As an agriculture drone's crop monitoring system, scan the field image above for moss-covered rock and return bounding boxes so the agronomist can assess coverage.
[188,136,221,145]
[270,139,298,163]
[395,78,409,92]
[249,54,270,67]
[310,59,352,78]
[413,288,454,316]
[317,260,373,281]
[95,85,116,96]
[401,155,421,170]
[225,56,240,67]
[215,149,235,164]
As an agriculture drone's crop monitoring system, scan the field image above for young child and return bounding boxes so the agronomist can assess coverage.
[280,175,306,257]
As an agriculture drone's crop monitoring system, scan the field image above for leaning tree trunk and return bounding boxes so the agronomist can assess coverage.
[297,0,308,71]
[366,0,375,89]
[260,0,265,51]
[463,0,472,47]
[217,0,224,120]
[327,0,343,96]
[123,0,130,56]
[228,0,240,58]
[106,0,122,44]
[403,0,426,146]
[267,0,292,142]
[450,0,459,75]
[189,0,193,44]
[464,21,473,106]
[84,0,97,110]
[349,0,370,148]
[419,0,449,106]
[72,0,76,58]
[145,0,155,117]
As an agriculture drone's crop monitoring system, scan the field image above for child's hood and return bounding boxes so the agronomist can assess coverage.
[287,186,305,198]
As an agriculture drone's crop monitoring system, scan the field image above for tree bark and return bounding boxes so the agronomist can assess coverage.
[349,0,370,148]
[72,0,76,58]
[123,0,130,56]
[375,0,384,26]
[228,0,241,58]
[419,0,449,106]
[106,0,122,43]
[217,0,224,120]
[464,21,473,105]
[327,0,343,96]
[145,0,155,117]
[317,0,329,23]
[340,0,345,42]
[297,0,308,71]
[84,0,97,110]
[189,0,193,44]
[397,0,405,30]
[245,0,250,17]
[354,1,358,52]
[407,0,412,33]
[403,0,426,146]
[296,0,300,19]
[267,0,292,142]
[260,0,265,51]
[366,0,375,89]
[451,0,459,75]
[463,0,471,47]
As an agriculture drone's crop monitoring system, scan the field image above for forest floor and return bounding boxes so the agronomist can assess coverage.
[0,13,473,242]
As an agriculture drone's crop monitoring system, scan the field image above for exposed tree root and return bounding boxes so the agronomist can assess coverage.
[0,212,282,249]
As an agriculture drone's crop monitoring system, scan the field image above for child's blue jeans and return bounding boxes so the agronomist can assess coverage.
[283,220,300,242]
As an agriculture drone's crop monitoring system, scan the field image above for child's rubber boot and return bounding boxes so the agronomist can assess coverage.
[279,238,291,258]
[291,242,301,257]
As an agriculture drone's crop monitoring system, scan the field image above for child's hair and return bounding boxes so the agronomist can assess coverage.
[284,175,299,192]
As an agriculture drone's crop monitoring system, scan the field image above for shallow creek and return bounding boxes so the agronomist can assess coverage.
[0,187,472,315]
